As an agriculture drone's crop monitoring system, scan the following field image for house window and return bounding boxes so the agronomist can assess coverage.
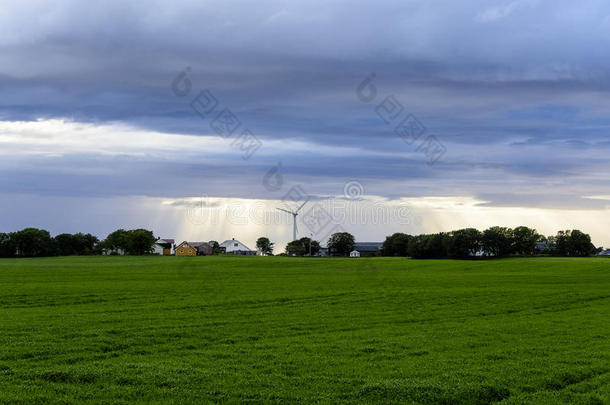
[179,249,184,253]
[234,243,238,247]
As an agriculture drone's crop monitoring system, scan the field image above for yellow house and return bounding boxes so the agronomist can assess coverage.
[175,241,196,256]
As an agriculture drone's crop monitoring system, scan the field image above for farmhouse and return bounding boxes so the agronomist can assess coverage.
[153,238,174,256]
[175,241,197,256]
[349,250,361,258]
[175,241,214,256]
[219,238,255,255]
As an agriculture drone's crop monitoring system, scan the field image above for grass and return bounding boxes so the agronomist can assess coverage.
[0,256,609,404]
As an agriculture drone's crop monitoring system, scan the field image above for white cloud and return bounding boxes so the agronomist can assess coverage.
[0,118,381,161]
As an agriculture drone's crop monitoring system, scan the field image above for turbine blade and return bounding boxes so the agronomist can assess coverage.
[296,200,308,213]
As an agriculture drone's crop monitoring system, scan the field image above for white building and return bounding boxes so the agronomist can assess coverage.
[219,238,255,255]
[350,250,361,258]
[152,239,174,256]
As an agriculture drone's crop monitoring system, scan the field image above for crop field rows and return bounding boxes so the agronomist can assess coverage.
[0,256,609,404]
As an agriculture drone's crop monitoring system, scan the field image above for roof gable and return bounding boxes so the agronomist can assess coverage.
[187,242,212,250]
[175,241,193,249]
[220,239,252,251]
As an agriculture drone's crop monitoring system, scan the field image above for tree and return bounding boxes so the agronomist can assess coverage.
[304,238,321,256]
[11,228,56,257]
[381,233,411,256]
[209,240,221,255]
[424,233,447,258]
[102,229,155,255]
[286,240,305,256]
[286,237,320,256]
[55,233,78,256]
[512,226,541,255]
[327,232,355,256]
[256,237,274,255]
[568,230,595,256]
[481,227,514,257]
[553,230,595,257]
[74,233,99,255]
[55,233,100,256]
[103,229,129,253]
[445,228,481,258]
[407,235,427,258]
[126,229,156,255]
[407,233,447,258]
[554,230,570,256]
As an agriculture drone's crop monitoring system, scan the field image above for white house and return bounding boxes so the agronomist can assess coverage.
[152,244,163,255]
[598,249,610,256]
[350,250,361,258]
[152,238,174,256]
[219,238,255,255]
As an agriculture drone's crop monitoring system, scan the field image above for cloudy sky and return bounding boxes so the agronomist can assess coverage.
[2,0,610,248]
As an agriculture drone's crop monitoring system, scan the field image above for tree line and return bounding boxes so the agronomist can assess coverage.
[259,233,355,257]
[381,227,597,259]
[0,226,600,259]
[0,228,157,258]
[272,227,599,258]
[272,233,355,256]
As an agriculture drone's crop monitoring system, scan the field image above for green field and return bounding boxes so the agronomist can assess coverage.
[0,256,609,404]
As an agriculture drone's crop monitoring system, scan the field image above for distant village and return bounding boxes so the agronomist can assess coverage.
[150,238,256,257]
[1,226,608,258]
[103,226,610,259]
[144,238,384,258]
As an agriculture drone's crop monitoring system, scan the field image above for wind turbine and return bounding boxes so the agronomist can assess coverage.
[276,201,307,241]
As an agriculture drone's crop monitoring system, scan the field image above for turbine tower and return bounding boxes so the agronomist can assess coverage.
[276,201,307,241]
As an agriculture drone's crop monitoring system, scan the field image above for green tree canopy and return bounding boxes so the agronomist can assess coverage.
[256,237,274,255]
[512,226,542,255]
[285,237,320,256]
[11,228,56,257]
[553,230,595,256]
[55,233,99,256]
[481,227,514,257]
[126,229,156,255]
[568,230,595,256]
[103,229,129,252]
[382,233,411,256]
[407,233,447,259]
[327,232,355,257]
[102,229,155,255]
[445,228,481,258]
